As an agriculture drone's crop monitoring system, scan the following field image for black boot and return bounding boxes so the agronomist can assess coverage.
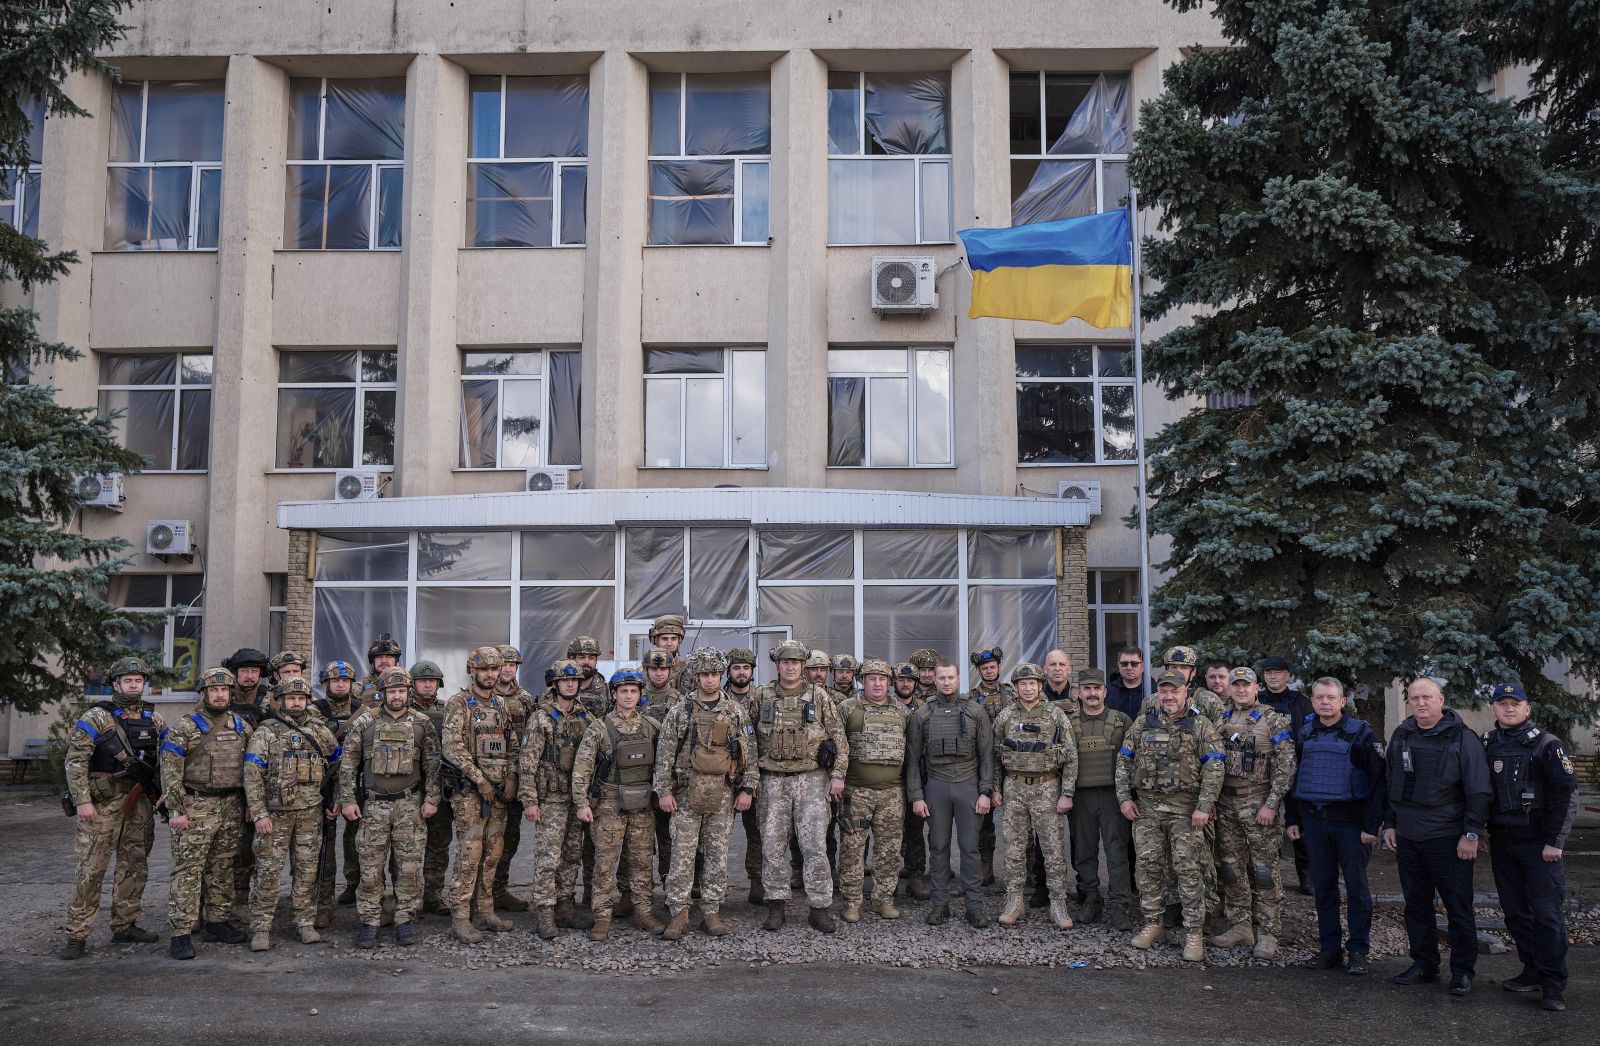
[354,924,377,949]
[203,921,247,944]
[169,934,196,960]
[925,903,950,926]
[112,924,159,944]
[59,938,86,960]
[762,900,786,932]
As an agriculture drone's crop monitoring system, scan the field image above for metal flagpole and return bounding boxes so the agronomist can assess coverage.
[1128,188,1154,666]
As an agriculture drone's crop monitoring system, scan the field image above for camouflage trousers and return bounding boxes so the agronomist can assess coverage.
[448,793,507,917]
[358,793,426,926]
[1001,778,1069,900]
[530,794,583,909]
[249,805,325,932]
[167,791,244,935]
[618,807,670,904]
[65,791,154,939]
[494,799,523,890]
[423,795,454,903]
[760,769,833,907]
[838,785,904,906]
[666,786,734,915]
[588,797,656,918]
[1132,804,1207,929]
[1216,794,1284,935]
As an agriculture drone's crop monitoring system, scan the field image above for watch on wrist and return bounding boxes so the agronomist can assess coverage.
[980,789,994,798]
[1465,832,1479,841]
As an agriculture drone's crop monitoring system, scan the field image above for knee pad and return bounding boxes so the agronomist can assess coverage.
[1251,865,1273,889]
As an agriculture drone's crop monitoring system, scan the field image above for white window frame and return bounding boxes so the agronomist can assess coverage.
[1015,343,1138,467]
[827,347,953,468]
[466,74,587,248]
[105,81,222,252]
[457,348,568,470]
[112,573,204,698]
[275,349,397,471]
[96,351,212,473]
[1087,568,1143,672]
[285,78,403,252]
[826,71,953,246]
[1,165,42,237]
[642,347,767,469]
[647,71,770,247]
[267,573,288,655]
[1008,71,1130,217]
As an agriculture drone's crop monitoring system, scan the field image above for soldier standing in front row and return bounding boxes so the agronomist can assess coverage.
[1067,668,1135,930]
[1117,670,1223,962]
[491,644,535,913]
[407,660,453,915]
[443,647,518,943]
[338,667,440,949]
[632,646,683,913]
[160,666,252,960]
[993,663,1077,930]
[60,658,166,959]
[312,659,359,927]
[836,659,909,923]
[521,660,595,939]
[724,646,766,904]
[968,645,1014,888]
[893,662,931,901]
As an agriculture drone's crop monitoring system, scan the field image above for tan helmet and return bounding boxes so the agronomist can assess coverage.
[566,635,601,657]
[550,659,583,681]
[275,676,315,700]
[198,666,235,690]
[858,658,892,679]
[466,646,503,672]
[642,647,674,670]
[377,667,413,691]
[804,649,832,670]
[496,644,524,665]
[1163,645,1200,668]
[831,653,860,673]
[726,646,757,666]
[908,648,942,670]
[268,650,307,673]
[1010,662,1045,684]
[648,614,686,640]
[685,646,729,676]
[770,640,809,663]
[107,656,152,681]
[894,661,919,681]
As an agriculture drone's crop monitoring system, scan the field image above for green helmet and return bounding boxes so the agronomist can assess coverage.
[496,644,523,665]
[566,635,601,657]
[858,658,892,678]
[642,647,674,670]
[727,647,757,666]
[770,640,809,663]
[1010,662,1045,684]
[408,660,444,682]
[107,656,151,681]
[831,654,860,673]
[894,661,919,680]
[269,650,307,673]
[908,648,942,670]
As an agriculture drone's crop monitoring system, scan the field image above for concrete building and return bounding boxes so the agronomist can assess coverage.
[4,0,1240,751]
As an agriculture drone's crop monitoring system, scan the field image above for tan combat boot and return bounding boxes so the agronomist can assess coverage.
[1252,933,1278,961]
[841,902,862,924]
[701,910,729,937]
[1208,922,1255,949]
[249,932,270,952]
[1183,932,1206,962]
[633,907,667,934]
[494,886,530,912]
[553,898,577,928]
[298,925,322,944]
[1049,897,1074,930]
[476,911,513,933]
[452,916,484,944]
[998,892,1027,927]
[589,914,611,942]
[906,876,931,900]
[1131,923,1164,949]
[874,898,901,920]
[660,909,691,941]
[531,907,558,940]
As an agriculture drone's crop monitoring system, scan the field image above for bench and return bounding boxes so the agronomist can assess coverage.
[4,738,49,785]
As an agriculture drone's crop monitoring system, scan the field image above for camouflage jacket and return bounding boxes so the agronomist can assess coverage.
[751,681,850,779]
[337,706,441,808]
[442,687,520,789]
[243,712,340,819]
[157,705,252,816]
[992,700,1079,798]
[1214,702,1297,810]
[517,697,594,806]
[65,701,166,808]
[570,710,659,808]
[652,692,760,795]
[1115,706,1224,814]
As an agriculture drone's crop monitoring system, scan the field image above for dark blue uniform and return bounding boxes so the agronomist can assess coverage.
[1263,687,1315,890]
[1484,721,1578,1004]
[1285,713,1385,964]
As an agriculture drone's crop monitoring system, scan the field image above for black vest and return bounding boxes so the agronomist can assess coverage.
[1485,725,1550,829]
[1387,718,1466,808]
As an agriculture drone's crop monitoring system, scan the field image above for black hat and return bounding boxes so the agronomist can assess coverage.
[1260,655,1290,672]
[223,647,269,671]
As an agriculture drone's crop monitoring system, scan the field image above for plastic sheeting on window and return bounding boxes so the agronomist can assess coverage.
[969,584,1056,670]
[101,354,177,385]
[519,585,614,685]
[689,527,750,620]
[864,73,950,155]
[645,349,723,374]
[195,168,221,249]
[560,166,587,245]
[862,530,958,580]
[521,530,615,581]
[498,378,542,467]
[278,386,355,467]
[758,530,854,581]
[143,82,225,162]
[548,350,582,466]
[469,162,553,248]
[648,159,734,245]
[280,350,357,383]
[313,532,408,582]
[362,390,396,466]
[828,159,918,245]
[684,72,770,156]
[459,380,498,467]
[285,164,373,250]
[313,587,406,670]
[504,75,588,158]
[757,585,855,658]
[827,377,865,467]
[418,532,512,580]
[104,166,192,250]
[864,584,957,666]
[1012,74,1130,226]
[109,82,143,162]
[967,530,1055,580]
[624,527,685,618]
[177,389,210,470]
[741,161,769,242]
[416,587,511,683]
[98,388,173,468]
[322,78,405,161]
[377,166,403,248]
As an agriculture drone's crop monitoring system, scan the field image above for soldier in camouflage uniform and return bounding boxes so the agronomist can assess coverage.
[628,646,682,914]
[1116,670,1224,962]
[268,650,307,690]
[652,647,759,940]
[243,677,340,951]
[893,662,931,900]
[442,647,518,943]
[221,648,270,903]
[60,658,166,959]
[312,659,360,926]
[407,660,453,914]
[564,635,608,904]
[520,659,595,939]
[804,649,832,688]
[339,667,440,949]
[968,645,1015,887]
[571,668,667,940]
[160,667,252,960]
[754,641,848,934]
[648,614,691,694]
[830,654,860,701]
[724,646,766,904]
[908,648,941,704]
[836,659,909,922]
[1139,646,1225,723]
[356,633,404,707]
[1207,667,1296,960]
[491,644,535,912]
[993,663,1077,930]
[1068,668,1135,930]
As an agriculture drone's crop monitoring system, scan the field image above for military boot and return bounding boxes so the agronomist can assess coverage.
[553,898,578,928]
[661,909,691,941]
[633,908,667,934]
[925,904,951,926]
[201,921,245,944]
[841,902,862,924]
[1208,922,1255,949]
[453,916,484,944]
[809,906,838,934]
[1183,932,1206,962]
[476,911,514,933]
[59,938,86,960]
[614,892,635,920]
[394,922,417,947]
[874,898,901,920]
[1251,933,1278,961]
[998,892,1027,927]
[762,900,786,932]
[298,925,322,944]
[354,924,377,950]
[702,911,730,937]
[531,908,558,940]
[1076,893,1104,924]
[1131,923,1164,949]
[1109,905,1135,932]
[907,876,931,900]
[589,915,611,942]
[169,934,195,960]
[1049,898,1075,930]
[250,932,271,952]
[494,886,529,912]
[747,880,766,905]
[113,924,161,944]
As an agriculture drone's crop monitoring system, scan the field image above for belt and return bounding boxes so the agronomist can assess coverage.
[1008,771,1057,786]
[368,783,422,801]
[183,785,241,797]
[761,766,818,776]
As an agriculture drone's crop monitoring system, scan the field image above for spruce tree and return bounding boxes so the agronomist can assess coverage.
[1,1,168,715]
[1129,0,1600,729]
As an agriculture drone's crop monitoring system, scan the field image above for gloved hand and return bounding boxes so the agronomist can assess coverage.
[476,779,495,803]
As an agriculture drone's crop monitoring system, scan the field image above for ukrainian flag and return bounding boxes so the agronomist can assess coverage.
[958,209,1132,327]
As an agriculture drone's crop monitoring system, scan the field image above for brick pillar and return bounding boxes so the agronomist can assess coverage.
[285,530,315,658]
[1057,527,1090,673]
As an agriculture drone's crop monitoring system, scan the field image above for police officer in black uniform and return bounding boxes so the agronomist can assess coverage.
[1483,682,1579,1012]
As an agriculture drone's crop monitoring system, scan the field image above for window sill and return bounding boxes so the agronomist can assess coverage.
[93,248,220,255]
[826,464,956,470]
[1017,461,1137,468]
[452,467,581,473]
[275,248,403,254]
[127,470,209,476]
[637,464,770,471]
[642,243,771,249]
[459,244,586,251]
[826,242,956,248]
[267,467,396,474]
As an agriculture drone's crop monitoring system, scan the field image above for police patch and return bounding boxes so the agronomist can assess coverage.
[1493,759,1503,773]
[1558,748,1574,776]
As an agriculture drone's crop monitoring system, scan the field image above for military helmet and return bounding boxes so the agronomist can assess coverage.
[804,649,831,669]
[550,659,583,680]
[367,633,403,663]
[831,653,860,673]
[319,659,356,683]
[567,635,601,657]
[198,666,235,689]
[969,645,1005,667]
[107,656,151,681]
[770,640,809,663]
[408,660,444,682]
[642,647,674,670]
[1162,645,1199,668]
[648,614,686,640]
[686,646,729,676]
[858,658,892,679]
[726,646,757,666]
[609,666,645,691]
[1010,662,1045,683]
[274,676,315,700]
[269,650,307,672]
[894,661,919,680]
[908,648,942,670]
[466,645,504,671]
[223,647,269,671]
[377,667,413,691]
[496,644,523,665]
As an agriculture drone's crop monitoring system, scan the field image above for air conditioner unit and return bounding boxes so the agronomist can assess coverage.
[871,256,938,313]
[76,473,124,510]
[333,469,382,502]
[146,519,195,557]
[1057,480,1103,516]
[524,467,570,493]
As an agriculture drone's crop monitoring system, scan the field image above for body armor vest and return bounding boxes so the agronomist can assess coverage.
[540,704,589,796]
[182,710,247,791]
[315,696,355,741]
[924,699,977,760]
[86,704,160,774]
[1295,718,1369,804]
[414,701,446,743]
[845,701,907,765]
[265,718,330,809]
[605,717,658,787]
[362,713,425,796]
[686,701,735,777]
[1131,711,1201,795]
[462,696,512,785]
[1218,707,1275,787]
[1074,711,1126,788]
[758,687,819,766]
[1000,706,1064,774]
[1387,719,1465,808]
[1485,726,1546,828]
[641,685,678,723]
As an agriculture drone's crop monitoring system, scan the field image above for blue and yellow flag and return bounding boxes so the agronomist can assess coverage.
[958,210,1132,327]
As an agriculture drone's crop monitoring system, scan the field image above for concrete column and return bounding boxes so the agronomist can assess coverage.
[950,50,1015,496]
[767,49,829,486]
[582,52,648,489]
[394,54,467,495]
[205,56,288,664]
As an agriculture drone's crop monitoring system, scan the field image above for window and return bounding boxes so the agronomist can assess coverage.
[1,94,43,238]
[467,75,587,247]
[1206,390,1256,410]
[647,72,770,245]
[1087,569,1142,671]
[108,573,203,692]
[105,81,223,250]
[97,353,212,471]
[1009,72,1130,226]
[643,348,766,468]
[276,350,396,468]
[1016,344,1136,464]
[267,574,288,655]
[827,72,952,245]
[827,348,951,467]
[459,349,582,468]
[285,77,405,250]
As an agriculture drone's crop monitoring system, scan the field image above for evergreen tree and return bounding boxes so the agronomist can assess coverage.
[1129,0,1600,730]
[1,1,168,715]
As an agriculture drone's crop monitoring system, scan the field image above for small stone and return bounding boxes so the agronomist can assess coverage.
[1203,985,1213,992]
[486,1003,498,1009]
[309,1009,318,1016]
[990,988,999,996]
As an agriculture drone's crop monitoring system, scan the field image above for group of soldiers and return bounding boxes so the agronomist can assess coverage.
[58,619,1578,1009]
